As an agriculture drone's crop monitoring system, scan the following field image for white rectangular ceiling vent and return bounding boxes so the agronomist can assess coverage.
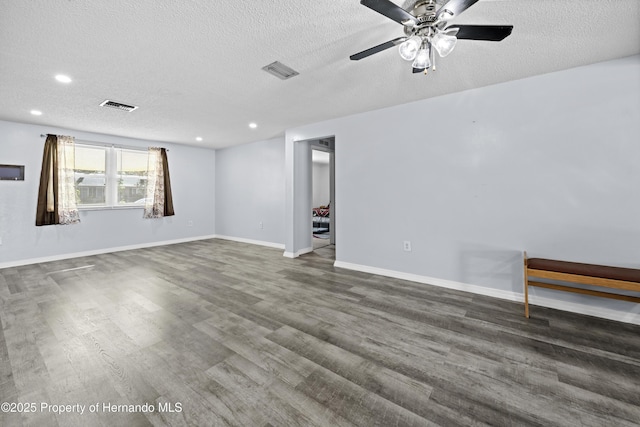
[99,100,138,112]
[262,61,299,80]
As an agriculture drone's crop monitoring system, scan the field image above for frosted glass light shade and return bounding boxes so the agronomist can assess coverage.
[412,47,431,69]
[398,37,421,61]
[432,32,457,57]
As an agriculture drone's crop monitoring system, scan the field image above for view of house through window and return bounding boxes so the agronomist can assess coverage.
[74,143,148,207]
[75,145,106,205]
[116,149,148,204]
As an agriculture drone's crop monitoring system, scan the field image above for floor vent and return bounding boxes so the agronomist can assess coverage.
[262,61,299,80]
[99,100,138,112]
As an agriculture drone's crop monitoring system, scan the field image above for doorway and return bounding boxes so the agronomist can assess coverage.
[284,134,335,259]
[311,138,335,259]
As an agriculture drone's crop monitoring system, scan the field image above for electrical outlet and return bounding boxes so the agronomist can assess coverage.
[403,241,412,252]
[187,220,194,227]
[259,221,264,229]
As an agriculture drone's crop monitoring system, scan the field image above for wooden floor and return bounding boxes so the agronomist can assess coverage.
[1,239,639,426]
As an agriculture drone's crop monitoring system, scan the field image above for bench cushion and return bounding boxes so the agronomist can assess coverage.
[528,258,640,283]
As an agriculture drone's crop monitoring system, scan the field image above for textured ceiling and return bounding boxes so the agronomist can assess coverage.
[0,0,638,149]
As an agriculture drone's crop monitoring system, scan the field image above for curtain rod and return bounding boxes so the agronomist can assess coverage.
[39,134,168,151]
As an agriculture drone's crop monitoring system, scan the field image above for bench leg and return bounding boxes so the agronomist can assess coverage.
[524,251,530,318]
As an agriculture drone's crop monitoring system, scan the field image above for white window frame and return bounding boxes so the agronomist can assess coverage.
[74,142,148,210]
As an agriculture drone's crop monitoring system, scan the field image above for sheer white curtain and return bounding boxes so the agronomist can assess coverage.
[143,147,174,219]
[57,135,80,224]
[144,147,165,218]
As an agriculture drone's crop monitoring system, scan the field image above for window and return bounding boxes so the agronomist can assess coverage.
[74,143,148,208]
[116,149,148,204]
[75,145,106,205]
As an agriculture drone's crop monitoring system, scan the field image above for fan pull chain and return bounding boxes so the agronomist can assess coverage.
[431,46,436,72]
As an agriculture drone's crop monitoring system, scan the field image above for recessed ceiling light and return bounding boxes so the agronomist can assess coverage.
[249,123,257,129]
[55,74,72,83]
[195,137,203,142]
[30,110,42,116]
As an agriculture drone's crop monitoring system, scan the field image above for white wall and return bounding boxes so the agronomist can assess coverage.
[312,160,330,208]
[284,55,640,323]
[215,137,285,247]
[0,120,216,267]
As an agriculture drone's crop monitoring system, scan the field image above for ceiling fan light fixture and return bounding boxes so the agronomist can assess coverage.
[432,32,457,57]
[398,36,421,61]
[350,0,513,75]
[412,44,431,70]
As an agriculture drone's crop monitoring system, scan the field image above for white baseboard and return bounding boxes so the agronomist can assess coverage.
[333,261,640,326]
[283,247,313,258]
[0,235,217,269]
[527,294,640,325]
[214,235,285,250]
[334,261,520,301]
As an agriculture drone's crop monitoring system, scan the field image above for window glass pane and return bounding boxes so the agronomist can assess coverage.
[74,145,106,205]
[117,149,148,204]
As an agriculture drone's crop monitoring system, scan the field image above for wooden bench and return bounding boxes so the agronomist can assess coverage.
[523,252,640,318]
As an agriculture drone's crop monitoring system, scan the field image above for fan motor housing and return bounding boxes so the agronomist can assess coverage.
[404,0,439,36]
[414,0,437,24]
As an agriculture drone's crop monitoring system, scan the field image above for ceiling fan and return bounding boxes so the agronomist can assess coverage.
[350,0,513,74]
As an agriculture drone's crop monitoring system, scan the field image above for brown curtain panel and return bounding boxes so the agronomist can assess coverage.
[35,135,59,226]
[161,148,175,216]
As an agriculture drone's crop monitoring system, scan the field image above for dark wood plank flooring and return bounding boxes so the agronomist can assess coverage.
[1,239,639,426]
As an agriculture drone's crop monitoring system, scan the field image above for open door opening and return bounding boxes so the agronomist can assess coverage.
[284,134,335,259]
[311,139,335,260]
[312,150,331,248]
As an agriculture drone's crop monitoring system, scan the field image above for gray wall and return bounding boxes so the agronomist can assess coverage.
[215,137,285,246]
[0,120,215,266]
[294,141,313,254]
[4,55,638,321]
[284,55,640,318]
[312,160,330,208]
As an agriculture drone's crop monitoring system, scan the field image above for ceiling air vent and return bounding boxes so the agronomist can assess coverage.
[99,100,138,112]
[261,61,299,80]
